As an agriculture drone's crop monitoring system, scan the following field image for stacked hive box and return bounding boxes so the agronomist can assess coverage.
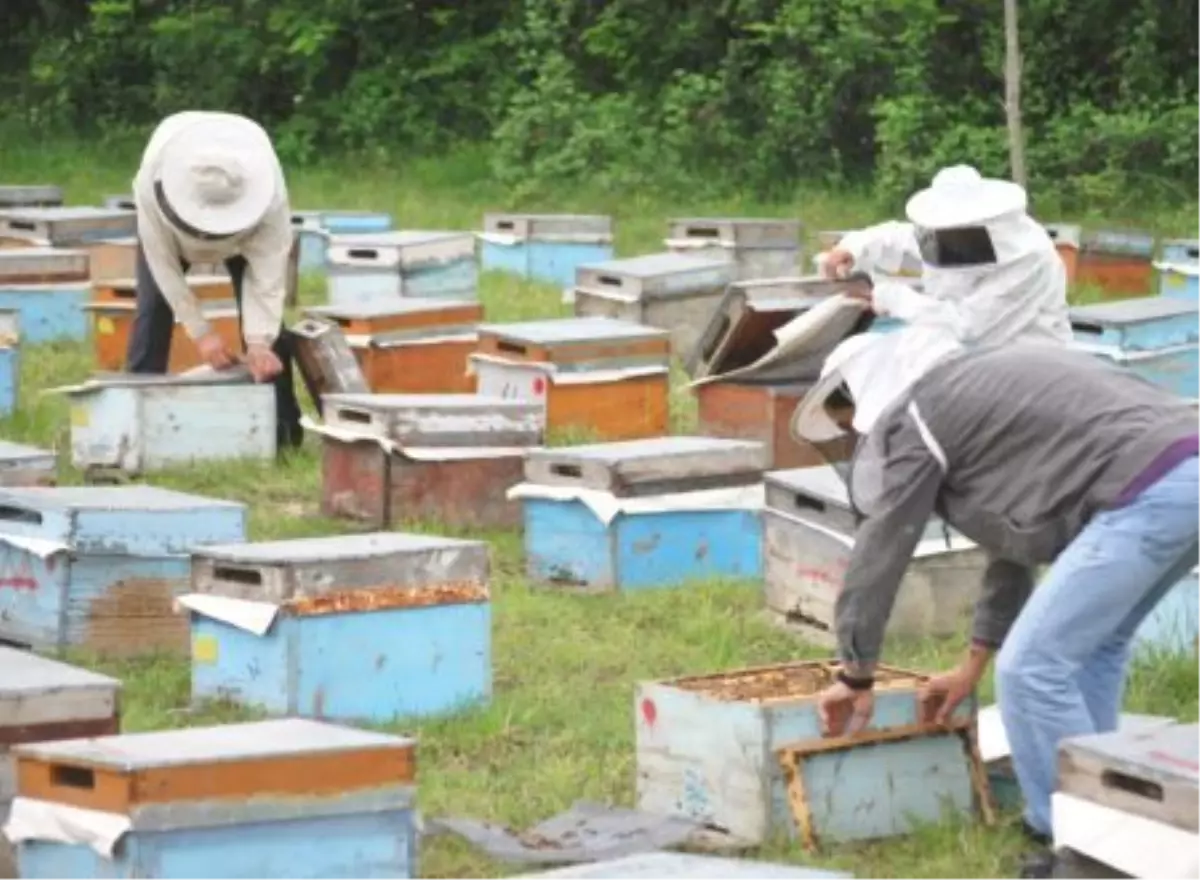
[326,231,477,307]
[311,392,543,529]
[82,237,227,283]
[180,532,492,721]
[512,436,766,592]
[571,253,735,358]
[6,719,419,878]
[1076,228,1157,298]
[0,486,246,656]
[469,317,671,441]
[665,218,802,281]
[0,243,91,344]
[480,213,614,289]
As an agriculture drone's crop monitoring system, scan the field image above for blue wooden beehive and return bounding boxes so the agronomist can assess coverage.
[480,213,614,289]
[1157,238,1199,302]
[636,661,986,848]
[1134,566,1198,654]
[1070,297,1199,399]
[181,531,492,722]
[0,486,246,656]
[515,436,766,592]
[321,210,394,236]
[7,718,418,879]
[0,283,87,344]
[521,853,850,878]
[292,210,328,272]
[327,231,478,308]
[0,307,18,417]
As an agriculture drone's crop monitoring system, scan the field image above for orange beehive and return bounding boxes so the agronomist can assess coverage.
[87,301,244,373]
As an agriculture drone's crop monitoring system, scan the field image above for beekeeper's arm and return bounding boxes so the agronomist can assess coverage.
[871,254,1069,345]
[836,221,923,278]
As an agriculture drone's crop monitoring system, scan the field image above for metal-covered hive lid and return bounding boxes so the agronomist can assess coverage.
[1070,297,1198,325]
[0,644,120,697]
[478,316,669,345]
[193,530,486,566]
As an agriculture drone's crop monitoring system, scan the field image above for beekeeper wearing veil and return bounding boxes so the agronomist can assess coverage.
[796,326,1198,879]
[819,165,1072,346]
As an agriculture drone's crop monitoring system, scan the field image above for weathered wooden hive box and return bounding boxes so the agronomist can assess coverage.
[1133,566,1198,654]
[1157,237,1199,302]
[1043,223,1082,282]
[0,647,121,878]
[180,532,491,722]
[5,718,418,879]
[471,317,671,441]
[312,392,543,529]
[0,187,62,209]
[60,372,277,476]
[326,230,478,307]
[665,217,802,281]
[520,852,850,878]
[306,298,483,394]
[572,252,736,358]
[0,266,87,344]
[1053,722,1199,879]
[636,660,987,848]
[1076,228,1157,297]
[513,436,765,592]
[0,248,89,286]
[0,207,135,247]
[86,276,240,372]
[1070,297,1199,400]
[480,213,614,288]
[0,485,246,656]
[0,310,18,419]
[763,465,985,643]
[81,237,227,283]
[0,441,55,488]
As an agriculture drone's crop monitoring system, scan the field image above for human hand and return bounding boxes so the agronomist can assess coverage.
[817,680,875,737]
[819,248,856,280]
[245,343,283,383]
[919,665,979,726]
[197,331,236,371]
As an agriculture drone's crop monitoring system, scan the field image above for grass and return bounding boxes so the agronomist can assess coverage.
[5,136,1199,878]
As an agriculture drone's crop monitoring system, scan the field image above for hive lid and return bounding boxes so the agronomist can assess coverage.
[194,531,485,566]
[0,247,90,283]
[50,365,256,394]
[1081,227,1156,256]
[0,207,136,244]
[480,316,667,345]
[522,853,849,879]
[525,436,765,496]
[574,253,734,301]
[1070,297,1198,326]
[483,213,612,240]
[0,440,54,464]
[0,185,63,206]
[666,217,802,250]
[329,229,471,248]
[322,392,544,447]
[306,298,480,321]
[0,645,120,698]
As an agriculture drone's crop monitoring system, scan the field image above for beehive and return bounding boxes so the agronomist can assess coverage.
[312,392,543,529]
[0,309,18,418]
[0,486,246,656]
[1044,223,1082,283]
[0,248,89,286]
[7,719,417,879]
[665,217,802,281]
[291,210,328,272]
[1157,238,1199,302]
[0,281,88,344]
[520,853,850,878]
[181,532,491,722]
[1053,723,1198,879]
[470,317,671,441]
[763,465,986,642]
[60,372,276,476]
[290,318,371,405]
[480,213,614,288]
[0,441,56,487]
[326,231,478,307]
[1069,297,1199,400]
[514,436,765,591]
[1077,228,1157,297]
[86,301,243,373]
[0,187,63,209]
[305,298,483,393]
[687,276,874,383]
[0,647,121,877]
[572,253,735,358]
[0,207,135,247]
[321,210,394,235]
[80,237,227,283]
[636,660,988,848]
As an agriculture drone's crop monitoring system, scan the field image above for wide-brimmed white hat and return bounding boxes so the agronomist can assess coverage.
[905,165,1027,231]
[158,114,277,237]
[791,326,965,443]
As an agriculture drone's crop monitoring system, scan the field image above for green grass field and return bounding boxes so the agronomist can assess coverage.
[4,136,1198,878]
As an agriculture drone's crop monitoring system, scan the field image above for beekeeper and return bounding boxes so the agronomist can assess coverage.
[794,326,1197,878]
[819,165,1072,347]
[127,111,303,452]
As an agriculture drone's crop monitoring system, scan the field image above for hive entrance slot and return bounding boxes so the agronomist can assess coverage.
[50,765,95,790]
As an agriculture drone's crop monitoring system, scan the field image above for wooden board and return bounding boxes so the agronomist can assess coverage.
[190,531,490,603]
[290,318,371,404]
[14,718,416,814]
[524,435,765,496]
[323,392,543,447]
[1058,722,1198,833]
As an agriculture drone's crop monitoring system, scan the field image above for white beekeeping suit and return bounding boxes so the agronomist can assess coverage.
[820,166,1072,347]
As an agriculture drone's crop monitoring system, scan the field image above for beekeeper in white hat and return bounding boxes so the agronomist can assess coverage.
[818,165,1071,347]
[127,111,303,452]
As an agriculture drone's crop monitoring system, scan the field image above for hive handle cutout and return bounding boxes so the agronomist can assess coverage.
[550,464,583,479]
[337,408,372,424]
[1072,321,1103,336]
[793,494,827,513]
[0,505,42,525]
[212,565,264,586]
[496,340,527,356]
[1100,769,1163,802]
[50,764,95,790]
[686,226,721,239]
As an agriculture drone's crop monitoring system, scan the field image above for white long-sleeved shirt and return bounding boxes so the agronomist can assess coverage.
[132,112,293,345]
[835,218,1072,347]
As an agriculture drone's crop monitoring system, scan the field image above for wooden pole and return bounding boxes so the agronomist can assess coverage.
[1004,0,1028,188]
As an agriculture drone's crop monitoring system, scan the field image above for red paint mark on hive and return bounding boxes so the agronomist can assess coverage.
[1149,749,1200,772]
[532,376,546,396]
[793,566,844,587]
[641,698,657,726]
[0,577,36,592]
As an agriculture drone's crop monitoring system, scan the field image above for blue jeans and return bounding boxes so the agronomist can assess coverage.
[994,454,1199,835]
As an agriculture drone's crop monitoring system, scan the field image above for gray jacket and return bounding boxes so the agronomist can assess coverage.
[835,344,1198,672]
